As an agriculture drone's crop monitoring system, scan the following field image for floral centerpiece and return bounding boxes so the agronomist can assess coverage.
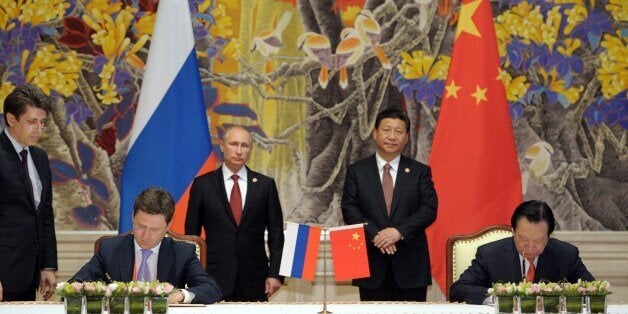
[561,280,612,313]
[55,282,84,314]
[83,281,108,314]
[539,282,563,313]
[127,281,150,314]
[562,281,586,313]
[517,281,541,313]
[106,282,128,314]
[581,280,612,314]
[148,281,176,314]
[488,282,517,313]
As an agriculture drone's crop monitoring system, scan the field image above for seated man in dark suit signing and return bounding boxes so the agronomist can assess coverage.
[449,200,594,304]
[73,187,221,304]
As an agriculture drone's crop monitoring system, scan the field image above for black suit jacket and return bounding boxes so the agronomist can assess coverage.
[341,154,438,289]
[185,166,284,299]
[72,235,222,304]
[0,131,57,293]
[449,237,594,304]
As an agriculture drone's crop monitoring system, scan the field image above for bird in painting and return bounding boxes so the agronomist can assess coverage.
[251,11,293,72]
[297,32,334,89]
[522,141,555,194]
[354,9,392,70]
[335,27,365,89]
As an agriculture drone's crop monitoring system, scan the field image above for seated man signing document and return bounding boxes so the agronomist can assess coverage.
[73,187,222,304]
[449,200,594,304]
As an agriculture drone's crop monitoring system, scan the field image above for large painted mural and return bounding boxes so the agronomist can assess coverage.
[0,0,625,231]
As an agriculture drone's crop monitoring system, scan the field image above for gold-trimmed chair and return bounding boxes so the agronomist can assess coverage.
[445,224,513,300]
[94,230,207,270]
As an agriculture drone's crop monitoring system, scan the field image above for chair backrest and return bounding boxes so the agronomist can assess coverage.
[445,224,513,300]
[94,230,207,270]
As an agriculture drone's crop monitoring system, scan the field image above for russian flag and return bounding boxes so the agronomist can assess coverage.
[120,0,215,233]
[279,222,322,281]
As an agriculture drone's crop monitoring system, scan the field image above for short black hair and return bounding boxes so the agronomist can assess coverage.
[3,84,52,122]
[511,200,556,235]
[374,108,411,133]
[133,187,175,223]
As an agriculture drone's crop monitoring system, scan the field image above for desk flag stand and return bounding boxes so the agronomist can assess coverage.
[318,228,331,314]
[281,222,369,314]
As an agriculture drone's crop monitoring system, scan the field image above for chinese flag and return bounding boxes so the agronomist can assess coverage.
[426,0,522,294]
[329,224,370,281]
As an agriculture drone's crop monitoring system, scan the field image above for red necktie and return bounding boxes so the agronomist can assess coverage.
[230,174,242,225]
[382,163,393,214]
[526,258,535,282]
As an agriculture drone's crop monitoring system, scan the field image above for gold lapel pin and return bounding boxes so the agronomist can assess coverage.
[405,168,410,173]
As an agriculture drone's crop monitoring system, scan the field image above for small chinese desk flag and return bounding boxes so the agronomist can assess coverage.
[329,224,370,281]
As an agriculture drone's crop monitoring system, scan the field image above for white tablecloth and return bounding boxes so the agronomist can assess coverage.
[1,302,627,313]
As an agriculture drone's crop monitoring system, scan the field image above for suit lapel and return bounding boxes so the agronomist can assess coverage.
[240,167,256,224]
[31,148,48,211]
[535,239,557,282]
[209,168,237,225]
[365,155,388,218]
[1,132,36,210]
[156,238,174,282]
[389,156,410,217]
[503,238,524,282]
[119,235,135,281]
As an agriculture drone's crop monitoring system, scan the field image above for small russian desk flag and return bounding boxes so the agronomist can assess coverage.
[279,222,322,281]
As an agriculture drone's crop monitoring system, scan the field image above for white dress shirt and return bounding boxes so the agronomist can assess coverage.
[519,254,539,279]
[375,153,401,187]
[133,241,161,282]
[133,240,194,303]
[222,164,248,210]
[4,129,43,208]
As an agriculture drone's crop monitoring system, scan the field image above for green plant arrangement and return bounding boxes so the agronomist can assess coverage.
[517,281,541,313]
[488,282,518,314]
[538,281,563,314]
[106,281,128,314]
[148,281,176,314]
[83,281,108,314]
[55,282,84,314]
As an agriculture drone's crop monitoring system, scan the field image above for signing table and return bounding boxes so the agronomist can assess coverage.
[1,302,627,313]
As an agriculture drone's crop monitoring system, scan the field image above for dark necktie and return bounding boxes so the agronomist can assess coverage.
[526,257,535,282]
[382,163,393,214]
[20,149,34,198]
[230,174,242,225]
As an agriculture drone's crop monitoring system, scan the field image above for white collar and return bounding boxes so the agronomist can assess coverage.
[3,129,27,154]
[375,153,401,171]
[222,164,248,181]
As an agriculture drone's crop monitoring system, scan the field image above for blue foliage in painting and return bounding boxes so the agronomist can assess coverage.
[569,10,613,50]
[583,94,628,129]
[65,95,94,125]
[213,103,259,119]
[51,159,79,184]
[77,141,95,174]
[392,71,445,108]
[71,204,105,228]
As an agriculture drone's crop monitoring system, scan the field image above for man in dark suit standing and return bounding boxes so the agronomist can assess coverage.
[73,187,222,304]
[185,125,284,301]
[341,108,438,301]
[449,200,594,304]
[0,84,57,301]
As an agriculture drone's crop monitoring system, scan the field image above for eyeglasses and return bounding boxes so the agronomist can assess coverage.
[27,123,47,132]
[132,224,164,234]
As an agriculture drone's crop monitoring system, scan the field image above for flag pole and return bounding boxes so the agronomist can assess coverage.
[318,228,331,314]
